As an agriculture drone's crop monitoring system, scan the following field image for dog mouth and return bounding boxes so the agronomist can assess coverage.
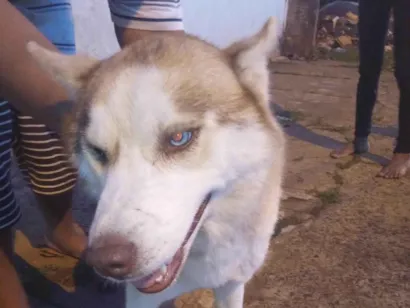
[131,193,212,294]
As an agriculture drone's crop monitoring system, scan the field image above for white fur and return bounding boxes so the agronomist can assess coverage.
[80,66,282,307]
[27,17,285,308]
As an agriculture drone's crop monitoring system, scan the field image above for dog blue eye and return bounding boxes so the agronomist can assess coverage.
[169,131,192,147]
[86,141,109,164]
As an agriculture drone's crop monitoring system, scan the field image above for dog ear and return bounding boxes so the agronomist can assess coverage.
[224,17,279,110]
[27,41,99,98]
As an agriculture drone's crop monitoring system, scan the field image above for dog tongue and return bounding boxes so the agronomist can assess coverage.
[132,267,165,290]
[132,249,184,293]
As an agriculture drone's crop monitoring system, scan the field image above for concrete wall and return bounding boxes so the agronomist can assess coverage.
[181,0,288,47]
[71,0,288,58]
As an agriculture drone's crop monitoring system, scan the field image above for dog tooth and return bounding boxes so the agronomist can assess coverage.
[160,264,167,275]
[155,275,164,283]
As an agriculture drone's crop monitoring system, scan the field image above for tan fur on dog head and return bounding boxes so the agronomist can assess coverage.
[27,18,285,290]
[27,17,280,155]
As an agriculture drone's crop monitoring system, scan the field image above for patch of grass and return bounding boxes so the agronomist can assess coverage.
[329,47,359,63]
[383,50,394,71]
[332,172,344,186]
[328,47,394,71]
[289,110,306,122]
[316,187,341,206]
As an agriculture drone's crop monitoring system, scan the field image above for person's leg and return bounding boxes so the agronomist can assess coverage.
[10,0,86,257]
[331,0,391,158]
[0,229,29,308]
[0,100,29,308]
[378,0,410,178]
[13,113,86,258]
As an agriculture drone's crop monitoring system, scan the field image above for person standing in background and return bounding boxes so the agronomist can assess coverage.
[330,0,410,179]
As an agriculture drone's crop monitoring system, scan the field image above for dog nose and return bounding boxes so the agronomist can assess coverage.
[85,234,136,279]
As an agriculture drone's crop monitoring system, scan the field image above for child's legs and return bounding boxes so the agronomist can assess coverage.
[10,0,85,257]
[12,111,85,257]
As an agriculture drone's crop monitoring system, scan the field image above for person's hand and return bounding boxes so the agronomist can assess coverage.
[0,1,69,130]
[114,26,184,48]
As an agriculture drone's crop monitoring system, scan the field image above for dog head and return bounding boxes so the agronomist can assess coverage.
[28,17,283,292]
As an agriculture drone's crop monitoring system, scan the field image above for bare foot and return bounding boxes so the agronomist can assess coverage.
[378,153,410,179]
[36,191,88,259]
[330,143,355,159]
[45,221,87,259]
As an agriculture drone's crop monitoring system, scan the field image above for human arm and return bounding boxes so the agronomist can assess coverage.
[0,228,30,308]
[0,0,185,133]
[0,0,70,132]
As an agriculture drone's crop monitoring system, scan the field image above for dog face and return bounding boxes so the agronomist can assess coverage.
[28,17,283,292]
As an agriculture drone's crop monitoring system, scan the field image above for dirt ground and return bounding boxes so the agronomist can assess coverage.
[176,60,410,307]
[14,60,410,308]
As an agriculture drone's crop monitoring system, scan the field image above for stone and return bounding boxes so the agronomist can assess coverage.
[316,1,393,56]
[336,35,352,47]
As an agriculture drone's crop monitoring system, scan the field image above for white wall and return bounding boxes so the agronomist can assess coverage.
[181,0,288,47]
[71,0,288,59]
[71,0,118,58]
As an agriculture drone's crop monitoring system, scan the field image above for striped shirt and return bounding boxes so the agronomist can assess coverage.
[109,0,184,31]
[9,0,184,31]
[0,101,21,230]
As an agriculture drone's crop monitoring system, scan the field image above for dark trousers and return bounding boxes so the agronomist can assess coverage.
[355,0,410,153]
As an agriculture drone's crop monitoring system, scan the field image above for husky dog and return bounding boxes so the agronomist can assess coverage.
[27,17,285,308]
